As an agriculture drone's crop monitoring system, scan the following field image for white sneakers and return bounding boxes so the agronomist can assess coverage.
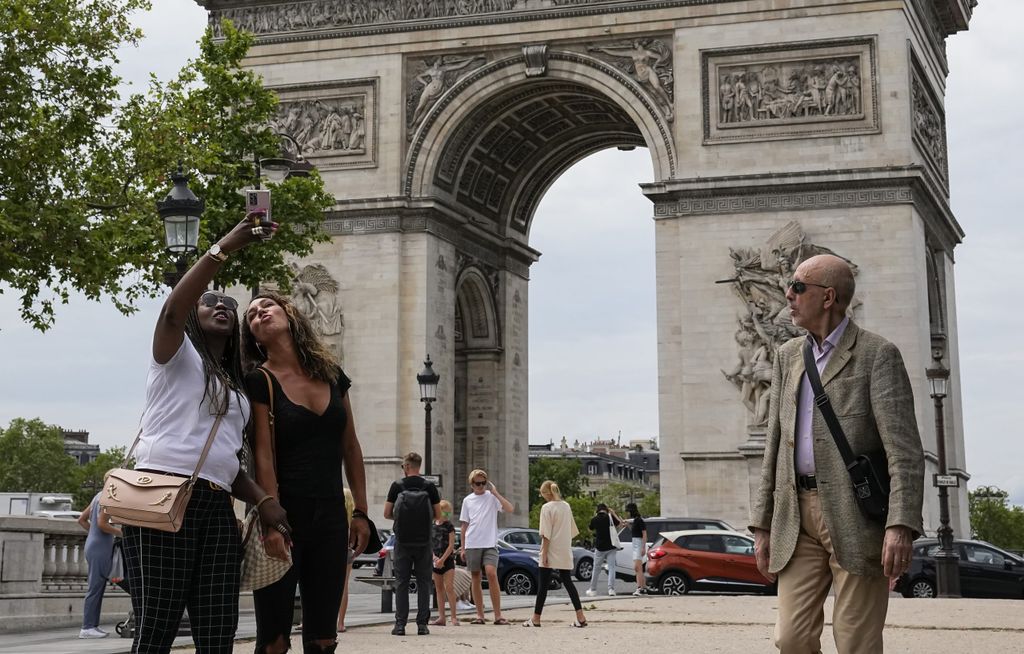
[632,587,646,596]
[79,627,108,639]
[608,589,616,596]
[584,589,597,597]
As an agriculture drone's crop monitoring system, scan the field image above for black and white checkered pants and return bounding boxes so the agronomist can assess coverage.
[122,481,241,654]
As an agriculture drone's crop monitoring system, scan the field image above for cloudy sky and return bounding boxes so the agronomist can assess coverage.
[1,1,1020,505]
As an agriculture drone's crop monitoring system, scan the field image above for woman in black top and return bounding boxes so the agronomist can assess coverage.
[242,291,369,654]
[626,502,648,596]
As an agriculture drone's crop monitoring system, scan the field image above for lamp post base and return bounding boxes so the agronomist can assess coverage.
[934,549,962,598]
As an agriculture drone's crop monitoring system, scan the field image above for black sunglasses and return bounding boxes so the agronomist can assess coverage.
[199,292,238,311]
[471,481,487,487]
[787,279,830,295]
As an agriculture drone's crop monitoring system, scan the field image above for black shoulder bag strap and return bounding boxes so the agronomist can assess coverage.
[802,341,890,522]
[802,342,857,466]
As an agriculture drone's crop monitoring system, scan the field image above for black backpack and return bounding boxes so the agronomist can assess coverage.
[393,478,433,546]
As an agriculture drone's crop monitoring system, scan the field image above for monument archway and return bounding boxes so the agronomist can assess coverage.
[202,0,974,533]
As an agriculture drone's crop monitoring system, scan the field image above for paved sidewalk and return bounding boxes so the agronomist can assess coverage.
[5,594,1022,653]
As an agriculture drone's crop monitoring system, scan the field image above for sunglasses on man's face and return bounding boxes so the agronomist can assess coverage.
[786,279,830,295]
[199,292,238,311]
[472,481,487,487]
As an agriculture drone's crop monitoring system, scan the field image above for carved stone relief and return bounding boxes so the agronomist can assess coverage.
[587,39,674,121]
[290,263,346,366]
[268,79,377,170]
[406,54,488,137]
[702,37,879,144]
[718,221,859,431]
[910,55,949,188]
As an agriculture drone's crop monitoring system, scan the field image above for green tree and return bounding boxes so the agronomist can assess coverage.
[528,494,596,546]
[638,491,660,518]
[594,481,653,514]
[527,458,586,507]
[0,418,77,493]
[969,486,1024,551]
[72,446,128,510]
[2,5,333,331]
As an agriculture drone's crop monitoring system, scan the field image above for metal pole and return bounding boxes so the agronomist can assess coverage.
[424,400,433,475]
[932,393,961,598]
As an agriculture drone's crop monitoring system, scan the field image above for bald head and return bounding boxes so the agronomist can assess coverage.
[797,254,855,308]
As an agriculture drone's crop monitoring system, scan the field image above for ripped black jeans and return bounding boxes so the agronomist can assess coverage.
[253,494,347,653]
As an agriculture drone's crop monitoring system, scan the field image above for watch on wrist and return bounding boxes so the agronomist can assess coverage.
[207,243,228,262]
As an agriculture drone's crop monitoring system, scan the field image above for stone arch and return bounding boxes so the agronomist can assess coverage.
[405,49,677,241]
[455,266,500,351]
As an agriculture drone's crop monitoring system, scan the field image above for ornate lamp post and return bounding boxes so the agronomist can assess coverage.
[156,167,204,288]
[927,335,961,598]
[416,355,440,474]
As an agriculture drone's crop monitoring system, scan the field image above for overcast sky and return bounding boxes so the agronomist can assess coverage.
[1,1,1020,505]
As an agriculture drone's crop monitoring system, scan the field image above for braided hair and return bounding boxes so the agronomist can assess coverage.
[184,307,246,415]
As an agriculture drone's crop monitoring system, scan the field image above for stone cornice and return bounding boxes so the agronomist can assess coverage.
[642,166,964,252]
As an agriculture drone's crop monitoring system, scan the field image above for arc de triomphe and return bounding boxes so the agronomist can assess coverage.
[198,0,975,534]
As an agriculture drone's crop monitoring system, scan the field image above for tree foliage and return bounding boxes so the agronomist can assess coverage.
[2,5,334,331]
[0,418,77,493]
[594,481,658,516]
[527,457,587,507]
[969,486,1024,552]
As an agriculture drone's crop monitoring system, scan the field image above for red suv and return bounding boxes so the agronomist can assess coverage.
[645,529,775,595]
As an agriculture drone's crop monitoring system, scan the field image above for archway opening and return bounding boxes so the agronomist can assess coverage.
[527,147,658,459]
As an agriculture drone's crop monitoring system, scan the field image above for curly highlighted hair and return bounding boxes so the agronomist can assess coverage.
[240,291,341,382]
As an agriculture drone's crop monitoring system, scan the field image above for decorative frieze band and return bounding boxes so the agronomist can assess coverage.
[654,186,912,218]
[909,52,949,191]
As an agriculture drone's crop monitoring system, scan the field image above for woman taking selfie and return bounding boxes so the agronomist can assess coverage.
[242,291,369,654]
[122,211,288,653]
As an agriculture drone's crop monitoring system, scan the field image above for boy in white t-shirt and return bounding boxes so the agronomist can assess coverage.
[459,468,514,625]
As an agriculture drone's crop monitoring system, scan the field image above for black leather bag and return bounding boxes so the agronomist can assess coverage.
[803,344,890,523]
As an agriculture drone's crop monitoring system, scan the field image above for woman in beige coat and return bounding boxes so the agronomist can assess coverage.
[523,481,587,628]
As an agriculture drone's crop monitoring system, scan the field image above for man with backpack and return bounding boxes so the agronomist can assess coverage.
[385,452,441,635]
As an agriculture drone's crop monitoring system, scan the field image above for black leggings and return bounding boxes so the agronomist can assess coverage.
[253,494,347,653]
[533,568,582,616]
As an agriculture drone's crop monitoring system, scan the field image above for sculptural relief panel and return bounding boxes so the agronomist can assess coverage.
[586,38,674,121]
[718,221,859,431]
[268,79,377,169]
[910,53,949,189]
[702,37,879,144]
[405,54,489,138]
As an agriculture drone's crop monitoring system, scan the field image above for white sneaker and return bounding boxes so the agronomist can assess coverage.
[608,589,616,596]
[632,588,644,596]
[584,589,597,597]
[79,628,108,639]
[456,600,475,611]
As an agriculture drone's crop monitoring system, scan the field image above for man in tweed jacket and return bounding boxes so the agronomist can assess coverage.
[749,254,924,653]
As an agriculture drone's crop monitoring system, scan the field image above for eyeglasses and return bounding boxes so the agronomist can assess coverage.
[199,292,238,311]
[786,279,830,295]
[471,481,487,487]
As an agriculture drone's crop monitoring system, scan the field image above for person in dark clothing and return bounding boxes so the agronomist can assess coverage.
[585,503,623,596]
[243,292,370,654]
[384,452,441,636]
[625,502,648,595]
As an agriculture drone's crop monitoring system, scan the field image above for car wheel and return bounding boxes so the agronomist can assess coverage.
[408,579,418,594]
[575,557,594,581]
[502,569,536,595]
[909,577,935,598]
[659,571,691,596]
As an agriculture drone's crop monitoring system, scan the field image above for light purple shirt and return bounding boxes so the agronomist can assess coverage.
[794,317,849,476]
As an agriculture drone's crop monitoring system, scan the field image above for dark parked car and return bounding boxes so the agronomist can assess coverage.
[645,529,775,595]
[896,538,1024,599]
[498,527,594,581]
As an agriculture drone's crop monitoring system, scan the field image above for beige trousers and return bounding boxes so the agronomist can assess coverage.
[774,490,889,654]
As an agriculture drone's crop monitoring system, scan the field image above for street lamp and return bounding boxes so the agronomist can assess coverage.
[156,167,204,288]
[257,133,312,185]
[417,355,440,474]
[927,334,961,598]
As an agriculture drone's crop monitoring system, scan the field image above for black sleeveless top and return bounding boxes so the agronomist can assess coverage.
[245,367,351,498]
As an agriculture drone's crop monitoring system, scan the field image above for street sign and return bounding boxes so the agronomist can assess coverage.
[423,474,443,488]
[933,474,959,488]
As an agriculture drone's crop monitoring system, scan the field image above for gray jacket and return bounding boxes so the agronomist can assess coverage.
[749,321,925,576]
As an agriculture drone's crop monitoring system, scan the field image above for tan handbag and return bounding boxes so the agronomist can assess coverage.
[240,368,292,590]
[99,415,224,533]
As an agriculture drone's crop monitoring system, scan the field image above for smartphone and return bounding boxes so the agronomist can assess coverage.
[245,189,271,224]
